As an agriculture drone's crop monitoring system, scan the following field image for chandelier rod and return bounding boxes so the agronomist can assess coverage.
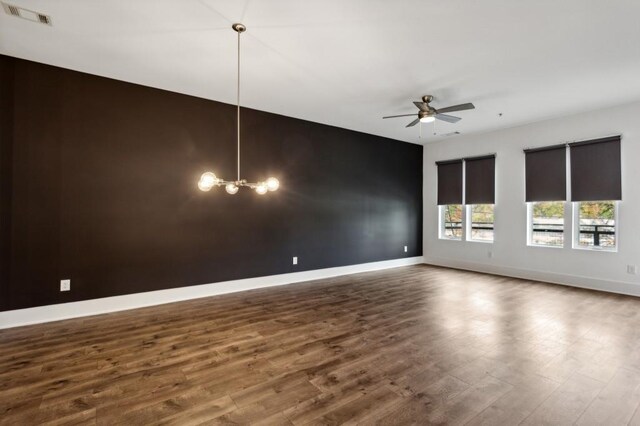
[236,25,241,181]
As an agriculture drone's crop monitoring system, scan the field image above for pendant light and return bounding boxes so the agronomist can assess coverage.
[198,23,279,195]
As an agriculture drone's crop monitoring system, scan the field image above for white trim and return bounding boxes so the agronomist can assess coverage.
[0,257,424,329]
[424,256,640,298]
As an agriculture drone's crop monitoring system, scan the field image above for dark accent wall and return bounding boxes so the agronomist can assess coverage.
[0,55,423,311]
[0,56,14,311]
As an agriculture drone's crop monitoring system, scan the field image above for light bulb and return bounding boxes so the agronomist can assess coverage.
[255,183,268,195]
[198,179,213,191]
[225,183,239,194]
[265,177,279,192]
[198,171,217,191]
[200,172,217,185]
[420,116,435,123]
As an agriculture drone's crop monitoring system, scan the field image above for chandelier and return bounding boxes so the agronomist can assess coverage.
[198,23,279,195]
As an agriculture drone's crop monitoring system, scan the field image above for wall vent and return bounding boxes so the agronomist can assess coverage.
[2,2,51,25]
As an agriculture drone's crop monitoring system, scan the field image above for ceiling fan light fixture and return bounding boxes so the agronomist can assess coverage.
[382,95,474,130]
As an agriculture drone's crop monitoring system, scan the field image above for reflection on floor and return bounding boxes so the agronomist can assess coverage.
[2,265,640,425]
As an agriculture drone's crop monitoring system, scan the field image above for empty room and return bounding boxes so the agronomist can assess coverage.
[1,1,640,425]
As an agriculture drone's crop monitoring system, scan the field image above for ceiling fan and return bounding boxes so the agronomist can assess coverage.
[383,95,475,127]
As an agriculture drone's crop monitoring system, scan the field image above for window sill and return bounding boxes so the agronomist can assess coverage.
[467,239,494,244]
[572,245,618,253]
[526,243,564,249]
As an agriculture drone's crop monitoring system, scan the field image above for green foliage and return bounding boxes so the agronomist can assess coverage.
[471,204,494,224]
[532,202,564,219]
[444,205,462,223]
[580,201,614,220]
[533,201,615,220]
[443,204,494,224]
[443,205,463,237]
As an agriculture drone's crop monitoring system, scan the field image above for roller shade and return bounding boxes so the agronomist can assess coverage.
[524,144,566,202]
[465,155,495,204]
[570,136,621,201]
[436,159,463,205]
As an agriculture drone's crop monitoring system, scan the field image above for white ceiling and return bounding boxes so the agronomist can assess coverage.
[2,0,640,144]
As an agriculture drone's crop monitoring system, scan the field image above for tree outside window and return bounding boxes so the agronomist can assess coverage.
[441,205,463,239]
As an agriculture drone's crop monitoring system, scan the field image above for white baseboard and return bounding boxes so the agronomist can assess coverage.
[424,256,640,298]
[0,256,424,329]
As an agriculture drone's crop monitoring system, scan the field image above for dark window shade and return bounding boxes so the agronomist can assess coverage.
[465,155,495,204]
[436,159,463,205]
[524,145,566,202]
[570,136,621,201]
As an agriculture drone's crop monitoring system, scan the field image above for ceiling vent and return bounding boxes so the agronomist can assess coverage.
[2,2,51,25]
[441,131,461,137]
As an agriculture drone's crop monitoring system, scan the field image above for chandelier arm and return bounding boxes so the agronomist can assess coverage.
[212,179,260,187]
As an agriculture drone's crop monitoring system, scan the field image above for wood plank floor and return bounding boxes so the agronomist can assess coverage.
[3,265,640,425]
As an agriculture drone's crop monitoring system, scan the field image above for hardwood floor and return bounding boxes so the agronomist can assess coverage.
[3,265,640,425]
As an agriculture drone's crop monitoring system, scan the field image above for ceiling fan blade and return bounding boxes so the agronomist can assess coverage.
[436,103,475,114]
[413,101,429,111]
[406,118,420,128]
[435,113,461,123]
[383,113,416,119]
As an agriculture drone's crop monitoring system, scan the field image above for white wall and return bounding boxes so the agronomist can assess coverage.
[423,101,640,296]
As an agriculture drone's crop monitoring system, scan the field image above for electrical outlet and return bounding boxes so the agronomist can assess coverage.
[404,246,408,253]
[292,256,298,265]
[627,265,638,275]
[488,250,493,259]
[60,279,70,292]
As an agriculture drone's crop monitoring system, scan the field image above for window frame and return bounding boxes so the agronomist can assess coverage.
[572,201,619,252]
[527,201,566,249]
[466,204,495,243]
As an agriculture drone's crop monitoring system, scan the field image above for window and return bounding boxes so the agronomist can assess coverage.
[524,145,566,248]
[436,159,463,241]
[440,205,463,240]
[525,136,622,251]
[467,204,494,242]
[436,155,495,242]
[568,137,621,251]
[574,201,617,250]
[528,201,564,247]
